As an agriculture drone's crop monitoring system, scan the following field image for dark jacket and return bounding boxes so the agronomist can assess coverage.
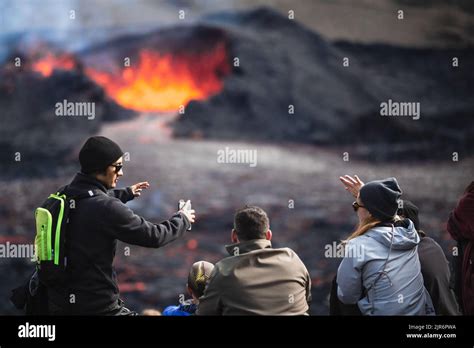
[417,233,460,315]
[51,172,190,315]
[196,239,311,315]
[447,181,474,315]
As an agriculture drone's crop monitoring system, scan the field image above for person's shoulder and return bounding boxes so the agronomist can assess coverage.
[212,253,255,279]
[343,233,380,259]
[213,257,231,273]
[70,189,109,212]
[419,235,439,246]
[345,233,373,248]
[275,246,300,258]
[418,235,444,254]
[272,247,309,270]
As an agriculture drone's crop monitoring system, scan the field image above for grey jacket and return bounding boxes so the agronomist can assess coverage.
[337,219,435,315]
[196,239,311,315]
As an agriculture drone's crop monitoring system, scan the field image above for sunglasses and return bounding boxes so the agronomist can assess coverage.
[352,201,365,212]
[110,164,123,173]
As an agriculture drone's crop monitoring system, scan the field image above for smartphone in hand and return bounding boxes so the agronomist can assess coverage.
[179,199,192,231]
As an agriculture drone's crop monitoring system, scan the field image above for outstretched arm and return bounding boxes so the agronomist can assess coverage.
[103,199,195,248]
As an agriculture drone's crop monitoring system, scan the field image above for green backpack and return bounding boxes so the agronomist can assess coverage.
[34,186,101,286]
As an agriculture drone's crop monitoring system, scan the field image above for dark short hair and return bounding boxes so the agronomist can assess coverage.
[233,205,269,241]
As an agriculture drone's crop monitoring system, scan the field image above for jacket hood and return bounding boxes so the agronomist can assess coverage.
[365,218,420,250]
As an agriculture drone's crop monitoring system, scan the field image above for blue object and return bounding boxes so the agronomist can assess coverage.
[163,300,197,316]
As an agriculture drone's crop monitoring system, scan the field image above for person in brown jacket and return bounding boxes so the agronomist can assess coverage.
[196,206,311,315]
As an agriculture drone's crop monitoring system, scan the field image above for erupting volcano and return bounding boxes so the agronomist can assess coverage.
[27,42,231,112]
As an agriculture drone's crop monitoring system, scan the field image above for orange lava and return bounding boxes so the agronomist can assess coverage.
[85,43,230,112]
[28,42,230,112]
[31,52,77,77]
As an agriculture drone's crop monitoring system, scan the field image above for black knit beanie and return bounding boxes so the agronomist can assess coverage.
[359,177,402,221]
[79,136,124,174]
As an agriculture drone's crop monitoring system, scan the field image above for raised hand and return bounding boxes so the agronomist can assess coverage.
[339,175,364,198]
[130,181,150,197]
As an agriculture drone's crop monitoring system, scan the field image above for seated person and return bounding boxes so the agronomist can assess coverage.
[163,261,214,316]
[197,205,311,315]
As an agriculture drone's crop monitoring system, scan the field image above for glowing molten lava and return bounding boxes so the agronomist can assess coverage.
[28,42,230,112]
[86,43,230,112]
[31,52,77,77]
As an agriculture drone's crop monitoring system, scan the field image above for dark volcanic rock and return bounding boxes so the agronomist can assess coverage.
[79,25,229,60]
[0,68,136,178]
[332,42,474,160]
[172,7,474,160]
[175,7,373,144]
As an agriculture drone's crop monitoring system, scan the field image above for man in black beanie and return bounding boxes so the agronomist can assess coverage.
[46,136,195,315]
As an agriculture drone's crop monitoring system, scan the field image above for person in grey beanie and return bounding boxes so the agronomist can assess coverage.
[334,175,435,315]
[42,136,196,315]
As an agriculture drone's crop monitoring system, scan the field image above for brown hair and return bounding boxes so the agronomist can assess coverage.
[345,215,381,241]
[234,205,270,241]
[345,214,403,242]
